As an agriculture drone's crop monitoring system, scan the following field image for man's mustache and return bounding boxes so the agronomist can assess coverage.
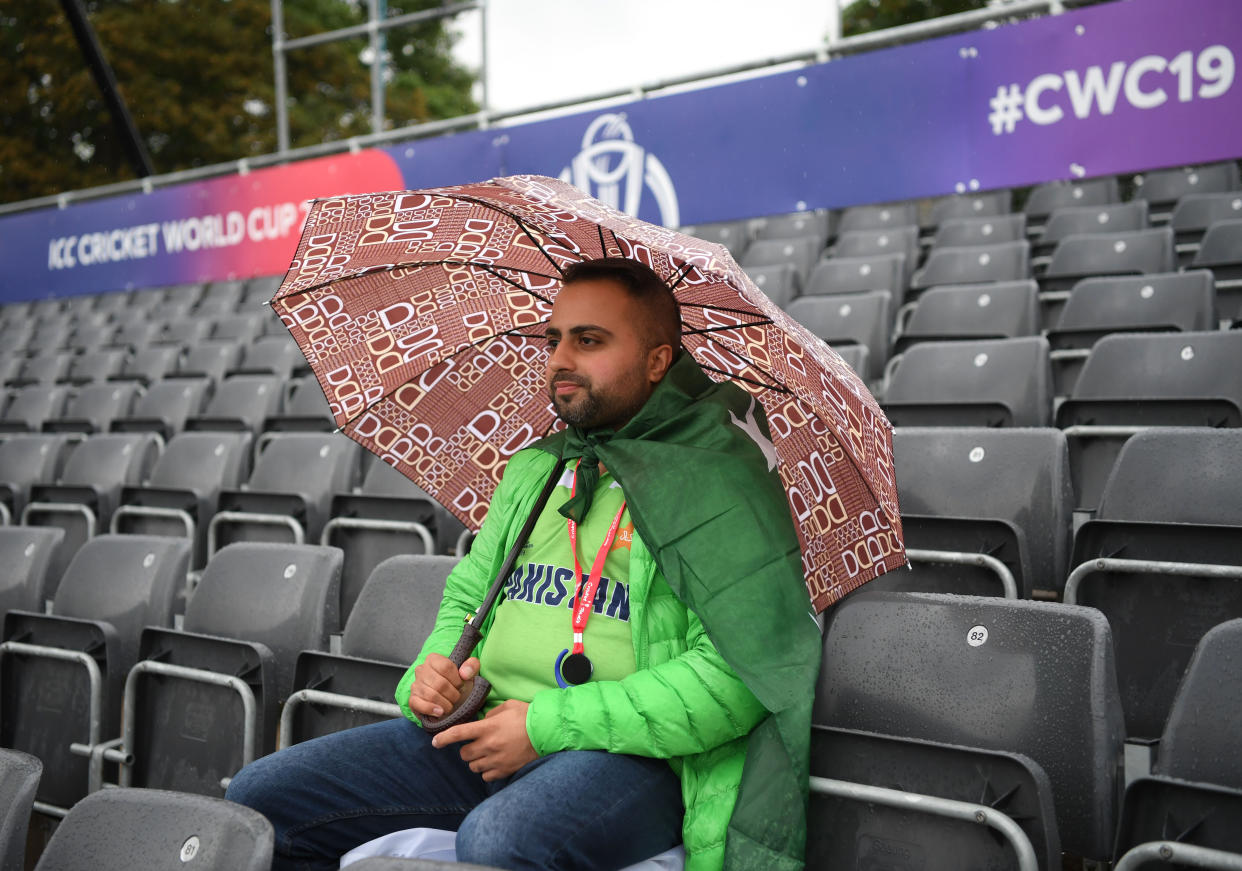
[549,372,589,388]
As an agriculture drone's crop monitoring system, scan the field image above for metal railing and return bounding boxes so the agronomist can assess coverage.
[0,0,1077,218]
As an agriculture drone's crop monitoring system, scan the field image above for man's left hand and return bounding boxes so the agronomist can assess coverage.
[431,699,537,781]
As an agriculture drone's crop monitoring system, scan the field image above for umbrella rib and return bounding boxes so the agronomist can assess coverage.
[677,300,775,322]
[698,332,794,394]
[697,363,792,395]
[432,193,570,278]
[668,261,696,294]
[597,224,608,258]
[682,320,775,337]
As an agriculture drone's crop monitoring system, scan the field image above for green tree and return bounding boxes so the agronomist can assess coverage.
[0,0,477,205]
[841,0,989,37]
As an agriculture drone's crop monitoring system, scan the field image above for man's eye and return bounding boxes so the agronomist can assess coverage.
[546,337,558,349]
[579,336,596,346]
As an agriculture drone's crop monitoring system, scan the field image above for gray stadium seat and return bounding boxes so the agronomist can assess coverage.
[924,189,1013,228]
[1152,618,1242,788]
[266,376,334,432]
[359,460,466,557]
[1055,330,1242,510]
[322,461,443,619]
[174,340,243,382]
[208,314,264,344]
[0,324,33,356]
[146,297,197,324]
[1190,218,1242,324]
[1039,226,1175,297]
[122,543,342,795]
[90,290,133,316]
[817,591,1125,864]
[65,321,116,353]
[42,382,142,434]
[883,336,1052,427]
[1132,160,1241,222]
[808,725,1060,871]
[0,358,21,387]
[185,374,283,433]
[838,201,919,234]
[27,322,73,354]
[742,263,801,309]
[910,241,1030,295]
[0,749,40,871]
[1169,191,1242,265]
[126,286,170,310]
[1046,271,1217,395]
[739,237,823,282]
[110,376,212,441]
[0,536,191,813]
[242,275,284,308]
[0,527,65,617]
[108,320,164,351]
[1114,619,1242,868]
[195,280,245,316]
[33,787,273,871]
[280,554,455,746]
[62,349,129,385]
[23,432,163,581]
[785,291,891,380]
[28,300,65,321]
[1064,429,1242,741]
[830,226,918,285]
[893,279,1038,355]
[112,431,253,568]
[890,427,1073,598]
[752,210,832,246]
[230,335,303,379]
[930,213,1027,249]
[109,345,183,386]
[0,433,76,526]
[1023,176,1120,229]
[208,432,360,556]
[8,352,76,387]
[1032,200,1150,266]
[804,252,906,299]
[676,219,751,258]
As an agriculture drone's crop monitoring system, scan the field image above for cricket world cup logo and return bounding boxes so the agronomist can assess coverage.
[560,114,680,228]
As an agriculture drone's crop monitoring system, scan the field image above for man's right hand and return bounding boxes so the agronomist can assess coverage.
[408,653,481,718]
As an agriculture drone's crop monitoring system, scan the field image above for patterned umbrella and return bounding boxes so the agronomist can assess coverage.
[271,175,905,611]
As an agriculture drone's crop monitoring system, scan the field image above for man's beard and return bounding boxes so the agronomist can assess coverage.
[548,372,649,431]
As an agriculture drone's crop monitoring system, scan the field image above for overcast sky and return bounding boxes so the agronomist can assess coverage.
[451,1,844,114]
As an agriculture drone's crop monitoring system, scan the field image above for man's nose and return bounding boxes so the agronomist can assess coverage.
[547,341,573,373]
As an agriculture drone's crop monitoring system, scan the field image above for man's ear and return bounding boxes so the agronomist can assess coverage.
[647,344,675,384]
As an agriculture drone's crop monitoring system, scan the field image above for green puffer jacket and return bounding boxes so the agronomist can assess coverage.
[396,447,770,871]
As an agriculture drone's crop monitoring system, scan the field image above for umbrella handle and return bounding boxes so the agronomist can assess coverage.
[421,623,491,734]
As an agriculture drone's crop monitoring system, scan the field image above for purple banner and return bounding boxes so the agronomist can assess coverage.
[1,0,1238,300]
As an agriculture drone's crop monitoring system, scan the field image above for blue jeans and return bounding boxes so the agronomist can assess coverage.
[225,718,684,871]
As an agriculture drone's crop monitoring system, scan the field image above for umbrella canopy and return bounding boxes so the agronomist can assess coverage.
[271,175,905,611]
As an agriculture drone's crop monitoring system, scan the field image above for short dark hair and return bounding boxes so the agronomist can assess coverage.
[561,257,682,352]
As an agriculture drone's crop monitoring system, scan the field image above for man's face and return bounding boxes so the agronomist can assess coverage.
[545,278,665,431]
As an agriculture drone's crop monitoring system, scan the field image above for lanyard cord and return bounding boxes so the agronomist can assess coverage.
[567,459,627,655]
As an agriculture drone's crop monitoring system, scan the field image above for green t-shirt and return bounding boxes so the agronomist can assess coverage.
[479,461,637,708]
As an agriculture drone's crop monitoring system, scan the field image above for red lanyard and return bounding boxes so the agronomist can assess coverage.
[567,460,627,655]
